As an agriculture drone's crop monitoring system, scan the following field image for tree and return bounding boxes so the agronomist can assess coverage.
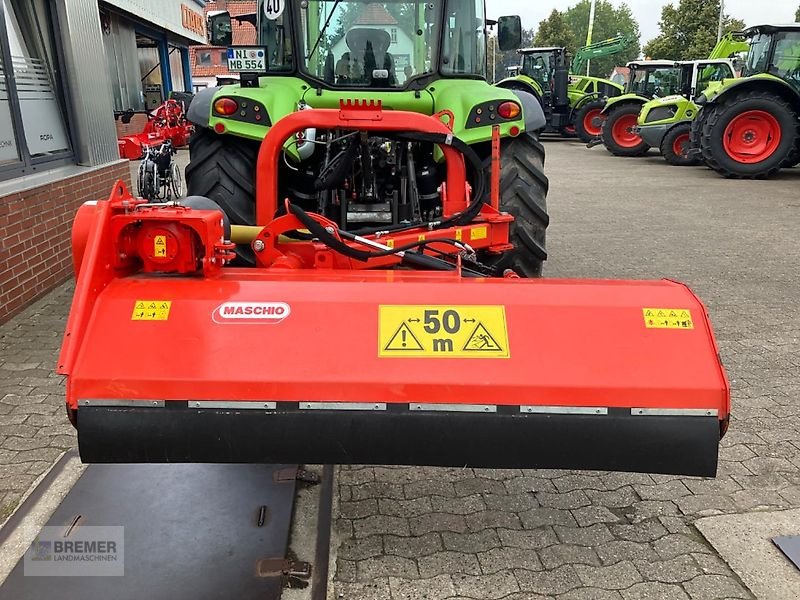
[796,5,800,21]
[534,9,577,49]
[644,0,746,60]
[563,1,641,76]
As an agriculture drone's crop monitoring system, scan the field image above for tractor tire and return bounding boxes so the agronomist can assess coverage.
[481,132,549,278]
[185,127,260,225]
[701,90,799,179]
[601,103,650,157]
[660,123,699,167]
[690,108,710,166]
[574,100,606,143]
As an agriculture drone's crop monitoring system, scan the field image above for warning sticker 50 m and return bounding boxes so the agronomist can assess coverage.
[379,305,509,358]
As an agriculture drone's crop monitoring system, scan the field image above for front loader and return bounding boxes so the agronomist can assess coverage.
[57,0,730,476]
[692,24,800,178]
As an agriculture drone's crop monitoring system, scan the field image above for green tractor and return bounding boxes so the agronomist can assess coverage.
[595,59,733,157]
[636,33,749,166]
[693,24,800,178]
[186,1,550,275]
[636,60,738,165]
[496,35,636,141]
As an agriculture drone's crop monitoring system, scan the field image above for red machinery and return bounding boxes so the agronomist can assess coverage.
[60,101,729,476]
[117,99,193,160]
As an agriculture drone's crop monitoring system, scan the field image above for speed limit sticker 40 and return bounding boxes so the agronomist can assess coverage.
[378,305,509,358]
[264,0,284,19]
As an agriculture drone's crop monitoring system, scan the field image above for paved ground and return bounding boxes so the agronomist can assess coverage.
[1,141,799,598]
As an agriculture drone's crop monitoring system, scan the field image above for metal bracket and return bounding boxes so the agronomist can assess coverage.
[257,557,312,588]
[273,466,321,485]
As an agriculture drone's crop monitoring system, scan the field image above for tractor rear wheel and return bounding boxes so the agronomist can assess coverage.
[185,127,260,225]
[661,123,698,167]
[575,100,606,143]
[701,90,799,179]
[602,103,650,157]
[481,132,549,278]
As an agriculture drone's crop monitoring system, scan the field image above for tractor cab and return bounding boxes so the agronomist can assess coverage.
[626,60,684,98]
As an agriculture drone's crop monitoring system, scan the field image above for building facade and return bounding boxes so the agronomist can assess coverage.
[0,0,206,322]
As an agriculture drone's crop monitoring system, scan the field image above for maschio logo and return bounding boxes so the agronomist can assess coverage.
[212,302,291,324]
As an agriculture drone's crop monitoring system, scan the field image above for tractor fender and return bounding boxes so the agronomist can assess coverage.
[509,89,547,132]
[699,76,800,114]
[186,86,219,128]
[601,96,647,116]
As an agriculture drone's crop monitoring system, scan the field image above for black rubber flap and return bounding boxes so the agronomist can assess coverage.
[0,463,297,600]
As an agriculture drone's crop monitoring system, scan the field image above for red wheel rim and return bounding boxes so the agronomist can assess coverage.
[723,110,782,164]
[583,109,604,136]
[612,114,641,148]
[672,133,690,158]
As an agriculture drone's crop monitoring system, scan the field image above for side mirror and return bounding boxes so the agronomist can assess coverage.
[208,11,232,47]
[497,15,522,52]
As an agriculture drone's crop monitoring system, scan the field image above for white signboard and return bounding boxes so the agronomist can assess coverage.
[101,0,206,43]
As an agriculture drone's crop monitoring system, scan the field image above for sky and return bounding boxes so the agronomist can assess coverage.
[488,1,798,45]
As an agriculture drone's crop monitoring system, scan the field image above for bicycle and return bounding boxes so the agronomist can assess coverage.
[137,140,182,201]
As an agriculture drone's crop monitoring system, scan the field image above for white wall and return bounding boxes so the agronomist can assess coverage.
[101,0,207,43]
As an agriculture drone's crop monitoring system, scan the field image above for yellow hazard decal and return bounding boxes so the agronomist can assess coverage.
[643,308,694,330]
[379,305,509,358]
[470,226,488,241]
[132,300,172,321]
[154,235,167,258]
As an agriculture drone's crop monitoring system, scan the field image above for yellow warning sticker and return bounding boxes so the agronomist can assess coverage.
[379,305,509,358]
[643,308,694,330]
[132,300,172,321]
[470,226,488,241]
[154,235,167,258]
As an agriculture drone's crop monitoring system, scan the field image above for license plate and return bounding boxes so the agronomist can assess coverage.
[226,47,266,72]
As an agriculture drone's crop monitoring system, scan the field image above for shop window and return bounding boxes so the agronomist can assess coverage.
[197,50,212,66]
[169,45,186,93]
[218,50,227,66]
[0,0,72,179]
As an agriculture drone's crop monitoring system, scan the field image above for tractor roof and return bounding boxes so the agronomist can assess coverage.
[627,60,677,68]
[743,23,800,36]
[519,47,564,54]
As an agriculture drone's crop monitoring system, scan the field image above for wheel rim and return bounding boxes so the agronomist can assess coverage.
[612,113,641,148]
[722,110,782,164]
[672,133,690,158]
[584,109,603,136]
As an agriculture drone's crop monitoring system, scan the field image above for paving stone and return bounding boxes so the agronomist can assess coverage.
[653,534,712,560]
[378,496,433,517]
[552,473,607,493]
[538,544,601,569]
[453,478,507,497]
[499,527,559,550]
[384,532,442,558]
[574,560,643,589]
[441,529,501,553]
[505,476,558,495]
[620,582,690,600]
[465,510,522,532]
[335,559,357,582]
[596,540,659,565]
[338,467,376,485]
[633,481,692,501]
[634,555,701,583]
[628,501,680,522]
[356,554,419,579]
[571,505,623,527]
[586,486,639,509]
[339,499,379,519]
[418,551,481,577]
[404,479,456,499]
[337,535,383,561]
[691,553,735,576]
[683,575,752,600]
[430,494,485,515]
[389,575,456,600]
[675,494,736,516]
[410,513,467,536]
[351,481,406,501]
[554,524,614,546]
[537,490,592,510]
[482,493,539,512]
[520,507,578,529]
[609,521,669,544]
[477,546,542,574]
[354,515,410,538]
[558,589,623,600]
[452,570,520,599]
[334,580,392,600]
[515,565,582,596]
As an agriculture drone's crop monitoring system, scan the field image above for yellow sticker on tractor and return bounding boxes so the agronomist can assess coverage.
[154,235,167,258]
[379,305,509,358]
[470,226,488,241]
[132,300,172,321]
[643,308,694,330]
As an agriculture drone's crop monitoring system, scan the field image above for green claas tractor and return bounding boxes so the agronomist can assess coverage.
[496,35,636,141]
[637,60,738,165]
[186,0,550,275]
[594,60,733,157]
[692,24,800,178]
[636,33,749,166]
